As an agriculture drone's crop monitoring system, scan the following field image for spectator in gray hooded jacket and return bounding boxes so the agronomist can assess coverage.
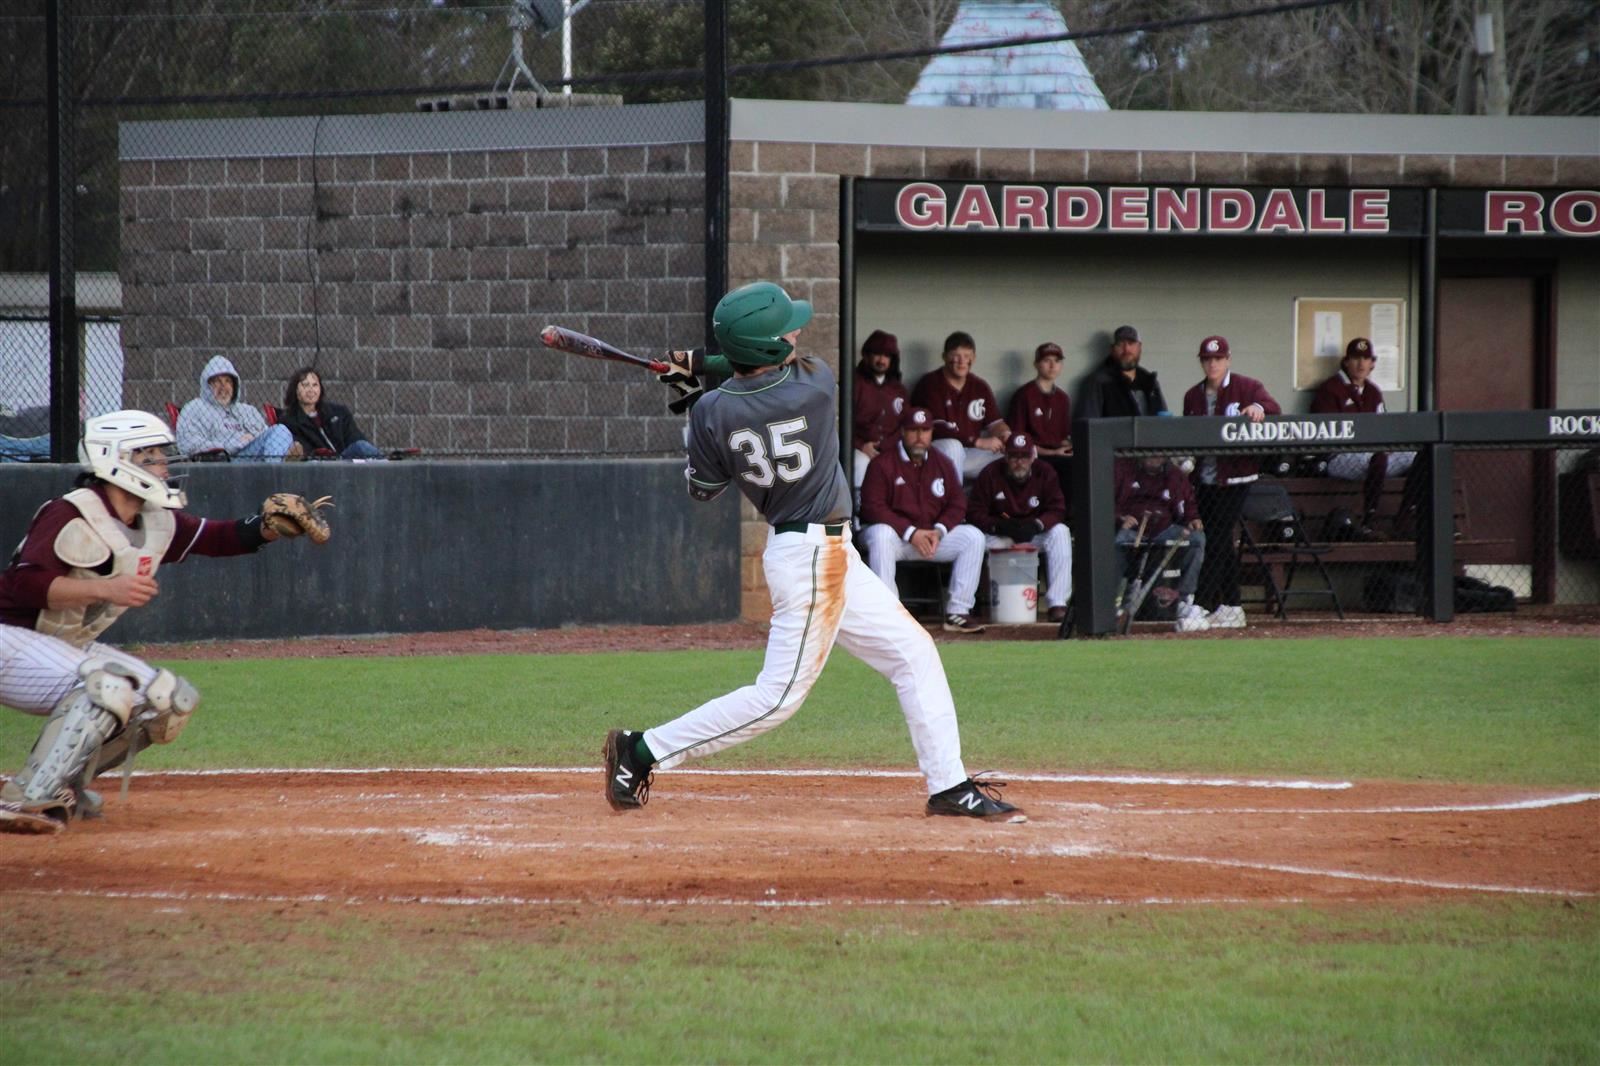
[175,355,301,461]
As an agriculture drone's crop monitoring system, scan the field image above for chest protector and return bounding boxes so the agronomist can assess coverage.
[35,488,175,649]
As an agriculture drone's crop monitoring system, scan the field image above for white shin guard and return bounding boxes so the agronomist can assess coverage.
[4,662,138,817]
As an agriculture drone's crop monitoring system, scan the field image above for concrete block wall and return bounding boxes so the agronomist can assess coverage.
[118,142,706,457]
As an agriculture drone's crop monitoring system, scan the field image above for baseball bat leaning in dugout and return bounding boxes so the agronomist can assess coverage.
[539,325,670,373]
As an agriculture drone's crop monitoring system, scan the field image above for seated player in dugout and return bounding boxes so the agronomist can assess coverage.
[0,411,333,834]
[604,281,1021,822]
[966,432,1073,625]
[910,330,1008,487]
[1114,454,1209,632]
[1309,337,1423,540]
[850,329,908,499]
[1008,342,1073,498]
[860,406,991,634]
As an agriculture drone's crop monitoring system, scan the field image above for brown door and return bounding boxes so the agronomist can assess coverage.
[1435,275,1547,597]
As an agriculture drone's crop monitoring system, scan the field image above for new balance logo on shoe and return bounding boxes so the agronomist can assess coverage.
[925,776,1021,820]
[602,728,654,812]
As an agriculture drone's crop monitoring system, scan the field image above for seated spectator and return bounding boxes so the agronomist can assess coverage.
[910,330,1008,486]
[966,432,1073,624]
[1310,337,1420,539]
[860,406,989,634]
[1115,455,1208,632]
[176,355,301,462]
[1078,325,1169,418]
[1182,335,1281,629]
[851,330,908,494]
[277,367,384,460]
[1008,341,1073,500]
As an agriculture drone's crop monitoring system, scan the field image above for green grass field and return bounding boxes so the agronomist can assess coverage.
[2,635,1597,1064]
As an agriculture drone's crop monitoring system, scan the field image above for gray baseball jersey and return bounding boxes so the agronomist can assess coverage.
[686,357,851,526]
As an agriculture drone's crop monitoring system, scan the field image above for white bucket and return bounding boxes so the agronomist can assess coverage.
[987,546,1039,624]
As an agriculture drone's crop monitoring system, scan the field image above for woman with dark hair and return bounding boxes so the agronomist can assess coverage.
[277,367,384,460]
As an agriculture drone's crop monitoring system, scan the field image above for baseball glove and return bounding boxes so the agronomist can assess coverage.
[261,493,334,544]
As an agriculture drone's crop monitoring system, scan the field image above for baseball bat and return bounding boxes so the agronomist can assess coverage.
[540,325,670,374]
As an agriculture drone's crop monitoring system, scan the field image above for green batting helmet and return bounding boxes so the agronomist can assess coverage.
[712,281,812,366]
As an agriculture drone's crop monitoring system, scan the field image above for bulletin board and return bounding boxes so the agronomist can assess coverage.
[1293,297,1406,393]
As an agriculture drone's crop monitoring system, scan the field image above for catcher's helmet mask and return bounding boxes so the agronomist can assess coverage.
[78,410,188,509]
[712,281,812,367]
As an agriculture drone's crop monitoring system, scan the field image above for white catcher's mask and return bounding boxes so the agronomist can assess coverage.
[77,410,187,509]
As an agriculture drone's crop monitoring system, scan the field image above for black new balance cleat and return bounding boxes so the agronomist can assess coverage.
[602,728,654,812]
[926,776,1020,820]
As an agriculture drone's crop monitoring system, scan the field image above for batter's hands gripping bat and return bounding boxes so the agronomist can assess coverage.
[540,325,670,374]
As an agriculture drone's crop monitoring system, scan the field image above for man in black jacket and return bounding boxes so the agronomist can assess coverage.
[1077,325,1169,419]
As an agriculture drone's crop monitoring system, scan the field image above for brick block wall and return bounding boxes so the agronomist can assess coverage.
[119,142,705,455]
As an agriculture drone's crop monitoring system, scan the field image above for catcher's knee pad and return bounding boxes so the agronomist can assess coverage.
[140,669,200,744]
[93,669,201,777]
[4,665,137,818]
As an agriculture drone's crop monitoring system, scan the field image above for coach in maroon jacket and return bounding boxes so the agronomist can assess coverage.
[852,329,909,494]
[1182,335,1281,628]
[910,330,1009,487]
[860,406,989,633]
[968,432,1073,623]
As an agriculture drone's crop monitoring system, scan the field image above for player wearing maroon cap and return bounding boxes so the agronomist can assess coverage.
[966,432,1073,624]
[851,329,908,496]
[1008,342,1073,496]
[910,331,1008,486]
[1311,337,1418,538]
[860,406,989,633]
[1182,336,1281,628]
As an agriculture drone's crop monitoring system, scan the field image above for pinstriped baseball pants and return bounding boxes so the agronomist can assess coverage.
[644,524,969,796]
[0,624,159,716]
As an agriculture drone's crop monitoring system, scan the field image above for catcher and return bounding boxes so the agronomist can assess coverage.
[0,410,332,834]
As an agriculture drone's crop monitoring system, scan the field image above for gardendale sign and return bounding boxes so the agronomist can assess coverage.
[856,181,1600,239]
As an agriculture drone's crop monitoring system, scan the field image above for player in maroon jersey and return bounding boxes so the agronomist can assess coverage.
[910,330,1008,487]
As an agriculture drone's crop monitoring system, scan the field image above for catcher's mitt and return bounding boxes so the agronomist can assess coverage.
[261,493,333,544]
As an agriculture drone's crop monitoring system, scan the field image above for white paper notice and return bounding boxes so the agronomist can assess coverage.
[1314,312,1343,358]
[1369,302,1402,391]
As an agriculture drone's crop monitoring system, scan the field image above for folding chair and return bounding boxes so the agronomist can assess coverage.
[1238,481,1343,620]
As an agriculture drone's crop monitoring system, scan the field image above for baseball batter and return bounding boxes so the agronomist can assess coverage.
[603,281,1019,820]
[0,410,329,834]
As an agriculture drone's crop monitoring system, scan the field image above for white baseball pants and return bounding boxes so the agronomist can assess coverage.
[644,524,969,796]
[0,624,158,716]
[860,522,985,616]
[983,524,1073,608]
[930,439,1002,486]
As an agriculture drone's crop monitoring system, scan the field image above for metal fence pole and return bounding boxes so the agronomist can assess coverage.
[1425,442,1455,621]
[47,0,80,459]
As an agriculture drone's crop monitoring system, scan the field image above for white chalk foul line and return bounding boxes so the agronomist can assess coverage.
[1039,793,1600,815]
[4,886,1313,910]
[124,766,1355,790]
[1056,845,1596,898]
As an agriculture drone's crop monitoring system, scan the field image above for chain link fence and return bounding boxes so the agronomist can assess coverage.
[2,2,715,461]
[1106,442,1600,632]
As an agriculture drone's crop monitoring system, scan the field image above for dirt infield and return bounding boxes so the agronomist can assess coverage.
[4,770,1594,911]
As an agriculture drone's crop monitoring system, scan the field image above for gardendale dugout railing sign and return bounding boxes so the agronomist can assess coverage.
[855,180,1600,238]
[1069,409,1600,637]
